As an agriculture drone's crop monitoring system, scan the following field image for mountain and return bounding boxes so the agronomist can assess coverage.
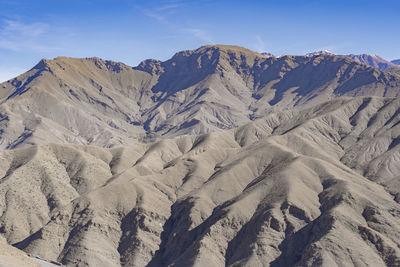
[305,50,334,57]
[345,54,399,71]
[0,237,42,267]
[1,45,400,266]
[305,52,400,71]
[0,97,399,266]
[1,45,400,149]
[0,235,61,266]
[261,52,274,57]
[389,68,400,77]
[392,59,400,65]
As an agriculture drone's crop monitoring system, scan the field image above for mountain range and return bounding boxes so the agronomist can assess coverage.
[345,54,399,71]
[1,45,400,267]
[302,50,400,71]
[1,45,400,149]
[392,59,400,65]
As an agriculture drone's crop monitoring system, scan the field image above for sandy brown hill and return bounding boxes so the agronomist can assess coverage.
[0,97,400,266]
[1,45,400,149]
[0,237,42,267]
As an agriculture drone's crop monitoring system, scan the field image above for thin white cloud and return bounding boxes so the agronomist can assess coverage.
[0,19,56,52]
[139,8,166,21]
[135,3,213,44]
[254,35,266,52]
[2,19,48,37]
[184,28,213,43]
[157,4,182,11]
[161,0,183,3]
[135,3,182,22]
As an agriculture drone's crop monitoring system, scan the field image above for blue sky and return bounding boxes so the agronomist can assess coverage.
[0,0,399,82]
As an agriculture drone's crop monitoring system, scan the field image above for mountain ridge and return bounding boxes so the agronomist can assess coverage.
[392,59,400,65]
[345,53,399,71]
[1,45,400,149]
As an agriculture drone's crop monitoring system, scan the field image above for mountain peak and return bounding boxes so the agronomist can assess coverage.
[392,59,400,65]
[32,56,132,74]
[261,52,274,57]
[172,45,270,60]
[345,54,398,71]
[199,44,261,53]
[305,50,335,57]
[31,58,51,71]
[135,59,163,75]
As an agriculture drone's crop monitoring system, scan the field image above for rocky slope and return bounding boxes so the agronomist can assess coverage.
[0,236,60,267]
[388,68,400,76]
[345,54,399,71]
[1,45,400,149]
[304,52,400,72]
[0,237,43,267]
[0,97,400,266]
[391,59,400,65]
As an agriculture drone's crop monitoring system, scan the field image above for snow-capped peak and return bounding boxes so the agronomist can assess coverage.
[305,50,335,57]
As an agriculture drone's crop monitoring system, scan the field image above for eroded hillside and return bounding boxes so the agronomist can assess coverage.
[0,97,399,266]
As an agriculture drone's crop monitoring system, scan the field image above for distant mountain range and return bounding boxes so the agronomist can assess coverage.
[345,54,399,71]
[301,50,400,71]
[392,59,400,65]
[1,45,400,149]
